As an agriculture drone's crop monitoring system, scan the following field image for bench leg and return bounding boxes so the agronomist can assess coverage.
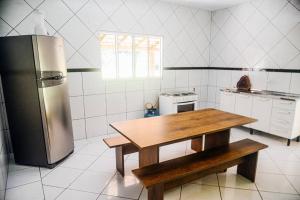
[148,184,164,200]
[116,146,124,176]
[237,152,258,182]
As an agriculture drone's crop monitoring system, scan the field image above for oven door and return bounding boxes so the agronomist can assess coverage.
[176,101,197,113]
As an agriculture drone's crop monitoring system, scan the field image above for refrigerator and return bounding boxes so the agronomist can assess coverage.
[0,35,74,168]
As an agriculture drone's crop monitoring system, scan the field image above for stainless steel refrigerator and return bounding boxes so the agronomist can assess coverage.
[0,35,74,168]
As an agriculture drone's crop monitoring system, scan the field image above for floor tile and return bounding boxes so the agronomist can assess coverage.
[255,173,298,194]
[220,187,262,200]
[42,167,82,188]
[77,143,107,156]
[88,157,117,174]
[97,194,130,200]
[60,154,98,170]
[192,174,219,186]
[69,170,113,193]
[217,172,257,190]
[6,168,41,188]
[39,167,54,178]
[257,160,282,174]
[5,181,44,200]
[181,184,221,200]
[8,161,32,172]
[56,189,98,200]
[43,185,64,200]
[139,186,181,200]
[286,175,300,193]
[102,174,143,199]
[260,191,300,200]
[275,161,300,175]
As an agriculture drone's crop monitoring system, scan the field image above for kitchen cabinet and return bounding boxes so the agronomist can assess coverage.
[220,91,235,113]
[220,90,300,145]
[251,96,272,133]
[235,94,253,128]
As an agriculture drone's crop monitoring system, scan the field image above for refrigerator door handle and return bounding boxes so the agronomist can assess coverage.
[39,74,65,81]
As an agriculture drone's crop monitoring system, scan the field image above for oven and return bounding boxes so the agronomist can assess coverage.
[159,92,198,115]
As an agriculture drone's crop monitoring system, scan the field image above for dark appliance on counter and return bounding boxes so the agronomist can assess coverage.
[0,35,74,168]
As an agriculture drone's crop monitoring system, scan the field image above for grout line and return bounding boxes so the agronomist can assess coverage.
[216,173,223,200]
[254,182,264,200]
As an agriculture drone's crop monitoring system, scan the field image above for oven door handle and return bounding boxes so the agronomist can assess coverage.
[176,101,197,106]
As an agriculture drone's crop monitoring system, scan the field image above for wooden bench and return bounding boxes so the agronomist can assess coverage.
[132,139,268,200]
[103,136,138,176]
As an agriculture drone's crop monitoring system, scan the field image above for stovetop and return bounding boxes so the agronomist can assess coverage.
[161,91,196,97]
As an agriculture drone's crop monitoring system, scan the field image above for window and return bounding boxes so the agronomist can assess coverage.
[99,33,162,79]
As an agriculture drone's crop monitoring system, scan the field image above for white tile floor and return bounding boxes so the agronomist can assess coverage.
[4,128,300,200]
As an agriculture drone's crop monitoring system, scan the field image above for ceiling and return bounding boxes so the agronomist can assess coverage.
[160,0,251,10]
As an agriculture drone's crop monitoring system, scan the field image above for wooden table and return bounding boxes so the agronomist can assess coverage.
[110,108,256,168]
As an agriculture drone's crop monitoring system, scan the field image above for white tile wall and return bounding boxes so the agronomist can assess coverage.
[0,0,300,142]
[208,0,300,107]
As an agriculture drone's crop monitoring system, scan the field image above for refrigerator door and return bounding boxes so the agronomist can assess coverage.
[34,36,74,164]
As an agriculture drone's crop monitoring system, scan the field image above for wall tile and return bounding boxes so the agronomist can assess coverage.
[126,111,144,120]
[126,91,144,112]
[82,72,105,95]
[162,70,176,89]
[267,72,291,92]
[175,70,189,88]
[106,80,125,94]
[38,0,73,30]
[216,70,232,88]
[290,73,300,94]
[249,71,268,90]
[144,90,160,107]
[125,80,144,92]
[69,96,84,119]
[84,95,106,117]
[0,0,32,28]
[72,119,86,140]
[67,73,83,96]
[107,113,126,134]
[144,78,161,90]
[85,116,107,137]
[106,93,126,114]
[188,70,201,87]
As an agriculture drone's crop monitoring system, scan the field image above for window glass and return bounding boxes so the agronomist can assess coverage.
[149,37,161,77]
[134,36,148,78]
[100,33,162,79]
[117,35,133,78]
[100,33,117,79]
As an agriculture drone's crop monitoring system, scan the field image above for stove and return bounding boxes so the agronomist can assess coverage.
[159,91,198,115]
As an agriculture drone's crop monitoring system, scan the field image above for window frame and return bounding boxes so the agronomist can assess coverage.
[99,32,163,80]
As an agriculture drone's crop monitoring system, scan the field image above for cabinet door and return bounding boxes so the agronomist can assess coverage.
[220,91,235,113]
[251,96,272,133]
[235,94,253,128]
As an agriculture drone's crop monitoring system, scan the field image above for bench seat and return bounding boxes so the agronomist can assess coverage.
[132,139,267,200]
[103,136,131,148]
[103,136,138,176]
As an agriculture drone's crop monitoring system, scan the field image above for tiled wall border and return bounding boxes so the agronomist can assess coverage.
[67,67,300,73]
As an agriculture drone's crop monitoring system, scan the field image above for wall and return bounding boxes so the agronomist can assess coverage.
[0,0,300,140]
[0,0,211,140]
[208,0,300,107]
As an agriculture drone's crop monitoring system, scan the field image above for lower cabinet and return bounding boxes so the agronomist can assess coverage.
[251,96,272,133]
[220,90,300,141]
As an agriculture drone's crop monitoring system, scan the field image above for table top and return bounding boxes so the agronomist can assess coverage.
[110,108,256,149]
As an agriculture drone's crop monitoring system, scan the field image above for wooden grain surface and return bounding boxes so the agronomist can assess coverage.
[132,139,267,188]
[110,108,256,149]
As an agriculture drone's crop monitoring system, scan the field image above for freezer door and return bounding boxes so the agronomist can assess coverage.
[34,36,74,164]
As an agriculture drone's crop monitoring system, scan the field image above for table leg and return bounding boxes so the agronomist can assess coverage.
[191,136,203,152]
[139,146,159,168]
[204,129,230,150]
